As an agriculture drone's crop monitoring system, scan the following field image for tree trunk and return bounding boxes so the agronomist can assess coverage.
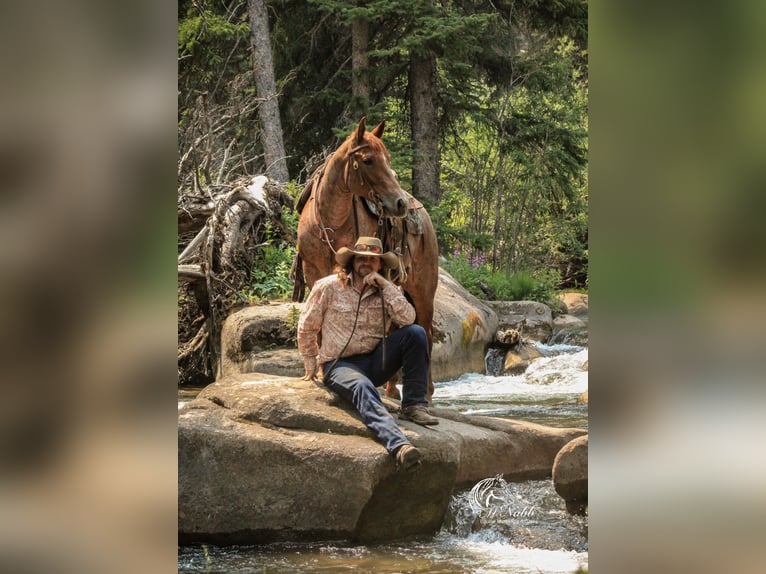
[247,0,290,183]
[351,17,370,119]
[409,50,440,204]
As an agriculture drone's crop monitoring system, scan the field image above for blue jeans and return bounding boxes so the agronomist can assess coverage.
[322,324,430,454]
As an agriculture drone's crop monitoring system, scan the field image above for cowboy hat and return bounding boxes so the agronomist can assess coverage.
[335,236,399,268]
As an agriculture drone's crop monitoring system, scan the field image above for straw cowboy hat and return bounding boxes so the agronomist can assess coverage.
[335,236,399,268]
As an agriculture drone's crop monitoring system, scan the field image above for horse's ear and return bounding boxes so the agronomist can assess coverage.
[354,116,367,143]
[371,119,386,139]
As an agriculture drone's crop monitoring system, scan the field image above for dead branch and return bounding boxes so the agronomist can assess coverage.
[178,175,294,386]
[179,228,209,264]
[178,264,205,281]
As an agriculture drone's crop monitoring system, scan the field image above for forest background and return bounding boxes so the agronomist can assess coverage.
[178,0,588,304]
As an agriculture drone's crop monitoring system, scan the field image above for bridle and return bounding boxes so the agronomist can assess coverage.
[314,141,386,255]
[344,142,385,214]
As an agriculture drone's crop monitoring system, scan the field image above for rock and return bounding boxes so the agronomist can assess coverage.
[552,434,588,514]
[485,301,553,343]
[498,341,543,376]
[431,268,498,381]
[557,293,588,318]
[221,303,301,376]
[179,373,586,544]
[549,314,588,346]
[502,352,528,375]
[240,348,304,377]
[577,390,588,404]
[548,297,568,317]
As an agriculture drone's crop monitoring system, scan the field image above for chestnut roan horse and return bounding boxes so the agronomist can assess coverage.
[291,117,438,401]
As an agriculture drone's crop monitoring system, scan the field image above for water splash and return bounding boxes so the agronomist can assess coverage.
[436,348,588,399]
[436,477,588,573]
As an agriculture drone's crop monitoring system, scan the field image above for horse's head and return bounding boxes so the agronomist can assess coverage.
[343,116,409,218]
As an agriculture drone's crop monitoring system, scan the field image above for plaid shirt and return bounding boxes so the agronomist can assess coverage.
[298,273,416,367]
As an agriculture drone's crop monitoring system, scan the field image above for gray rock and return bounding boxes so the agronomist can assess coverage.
[220,303,301,377]
[179,373,585,544]
[431,268,498,381]
[550,314,588,346]
[238,348,304,377]
[552,434,588,514]
[485,301,553,343]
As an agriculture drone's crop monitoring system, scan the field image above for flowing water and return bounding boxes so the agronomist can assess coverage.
[178,343,588,573]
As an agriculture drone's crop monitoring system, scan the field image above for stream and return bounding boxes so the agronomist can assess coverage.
[178,342,588,573]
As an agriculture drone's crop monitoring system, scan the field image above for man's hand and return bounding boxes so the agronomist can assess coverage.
[363,271,389,289]
[301,357,318,381]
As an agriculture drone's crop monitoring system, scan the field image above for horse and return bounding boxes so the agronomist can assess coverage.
[292,116,439,402]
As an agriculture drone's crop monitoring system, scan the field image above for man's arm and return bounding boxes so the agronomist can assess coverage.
[363,271,416,326]
[297,281,327,380]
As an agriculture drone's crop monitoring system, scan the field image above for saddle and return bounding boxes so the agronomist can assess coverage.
[360,193,425,286]
[361,193,425,236]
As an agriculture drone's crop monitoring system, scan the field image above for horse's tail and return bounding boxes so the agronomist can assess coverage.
[290,252,306,302]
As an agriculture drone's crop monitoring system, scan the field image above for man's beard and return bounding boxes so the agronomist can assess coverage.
[354,260,374,277]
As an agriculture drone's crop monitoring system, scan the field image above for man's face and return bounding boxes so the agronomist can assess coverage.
[353,254,381,278]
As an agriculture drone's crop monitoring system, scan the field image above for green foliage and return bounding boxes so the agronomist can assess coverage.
[500,270,559,304]
[178,0,588,291]
[280,182,301,234]
[436,34,588,289]
[242,243,296,302]
[178,1,250,103]
[283,305,301,344]
[442,250,559,303]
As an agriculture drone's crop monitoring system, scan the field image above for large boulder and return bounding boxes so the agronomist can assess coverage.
[485,301,553,343]
[219,267,498,382]
[552,434,588,514]
[431,268,498,381]
[179,373,585,545]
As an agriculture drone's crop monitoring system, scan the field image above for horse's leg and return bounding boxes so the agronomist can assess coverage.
[384,373,401,400]
[301,257,325,291]
[426,329,435,404]
[415,301,435,405]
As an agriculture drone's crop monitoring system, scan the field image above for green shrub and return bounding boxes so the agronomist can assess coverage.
[442,250,560,303]
[243,243,296,302]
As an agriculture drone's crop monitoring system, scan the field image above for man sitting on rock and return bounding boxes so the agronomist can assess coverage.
[297,236,438,471]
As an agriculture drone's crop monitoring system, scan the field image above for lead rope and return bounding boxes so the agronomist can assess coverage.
[380,289,387,372]
[325,286,366,376]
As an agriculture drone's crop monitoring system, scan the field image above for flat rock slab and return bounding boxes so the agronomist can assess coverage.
[179,373,585,545]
